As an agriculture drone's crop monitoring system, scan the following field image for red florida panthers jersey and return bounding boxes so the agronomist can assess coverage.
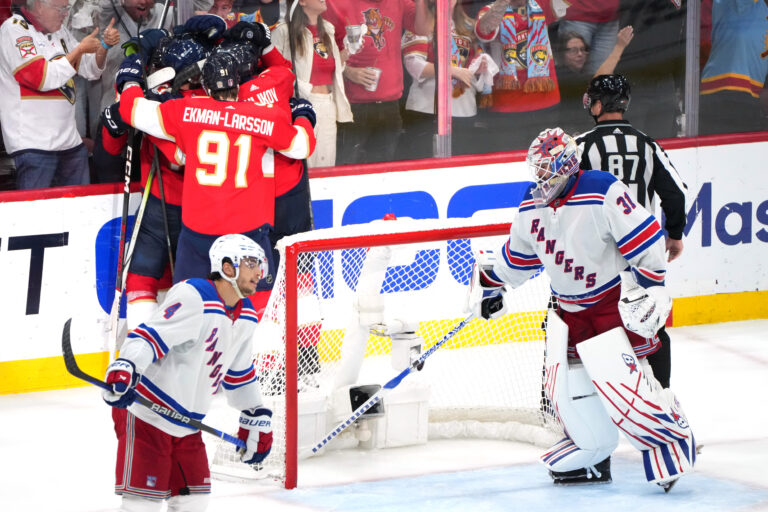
[120,85,315,234]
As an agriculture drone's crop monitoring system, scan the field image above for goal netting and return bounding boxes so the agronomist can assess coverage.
[209,215,562,488]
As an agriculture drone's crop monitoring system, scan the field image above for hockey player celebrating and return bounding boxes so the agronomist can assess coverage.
[115,43,316,294]
[102,234,274,511]
[469,127,695,491]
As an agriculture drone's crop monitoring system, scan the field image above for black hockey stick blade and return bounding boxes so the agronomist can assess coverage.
[62,318,111,392]
[61,319,246,449]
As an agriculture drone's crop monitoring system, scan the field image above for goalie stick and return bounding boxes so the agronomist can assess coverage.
[62,318,245,450]
[301,313,475,458]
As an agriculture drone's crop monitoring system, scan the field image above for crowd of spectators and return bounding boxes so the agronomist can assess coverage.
[0,0,765,191]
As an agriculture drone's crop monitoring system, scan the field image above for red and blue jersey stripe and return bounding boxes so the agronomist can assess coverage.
[502,239,542,271]
[135,377,205,430]
[555,274,621,309]
[617,215,664,260]
[128,325,170,362]
[222,365,258,390]
[632,267,666,288]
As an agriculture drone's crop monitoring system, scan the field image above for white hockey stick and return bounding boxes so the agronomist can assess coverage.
[107,164,156,362]
[301,313,475,458]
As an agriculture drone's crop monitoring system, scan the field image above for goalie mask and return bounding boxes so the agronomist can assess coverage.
[527,128,581,207]
[209,234,268,298]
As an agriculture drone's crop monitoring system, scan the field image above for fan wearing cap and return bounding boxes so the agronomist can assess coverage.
[101,233,273,512]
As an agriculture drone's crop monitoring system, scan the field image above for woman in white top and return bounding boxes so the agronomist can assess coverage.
[272,0,353,168]
[400,0,487,159]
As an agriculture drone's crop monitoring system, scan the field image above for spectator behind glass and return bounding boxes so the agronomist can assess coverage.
[399,0,491,159]
[557,0,619,76]
[555,25,633,134]
[324,0,419,165]
[474,0,560,151]
[232,0,283,27]
[272,0,352,168]
[96,0,176,114]
[0,0,118,189]
[616,0,686,139]
[699,0,768,135]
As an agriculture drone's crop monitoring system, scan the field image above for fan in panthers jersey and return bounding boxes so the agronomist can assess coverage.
[469,127,695,491]
[116,43,316,300]
[102,234,274,512]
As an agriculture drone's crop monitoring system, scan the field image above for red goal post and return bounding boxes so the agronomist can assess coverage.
[210,215,562,488]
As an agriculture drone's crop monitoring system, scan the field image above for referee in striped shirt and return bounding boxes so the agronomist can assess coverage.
[575,74,688,389]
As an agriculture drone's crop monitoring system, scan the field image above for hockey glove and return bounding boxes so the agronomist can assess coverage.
[182,14,227,42]
[224,21,271,50]
[237,407,273,465]
[115,54,146,93]
[102,358,139,408]
[101,103,129,138]
[121,28,170,59]
[289,97,317,128]
[617,271,672,338]
[467,250,508,320]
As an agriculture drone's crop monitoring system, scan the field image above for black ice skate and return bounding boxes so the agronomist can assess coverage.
[550,457,612,485]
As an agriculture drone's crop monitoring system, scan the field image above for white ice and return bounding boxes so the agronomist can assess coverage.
[2,320,767,511]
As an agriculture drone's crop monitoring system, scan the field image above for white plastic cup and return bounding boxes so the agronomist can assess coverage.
[345,24,364,55]
[365,67,381,92]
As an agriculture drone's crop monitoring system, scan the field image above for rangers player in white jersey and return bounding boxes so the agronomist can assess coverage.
[470,128,695,491]
[102,234,274,512]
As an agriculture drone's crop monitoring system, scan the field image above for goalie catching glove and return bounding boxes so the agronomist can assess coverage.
[102,358,139,408]
[237,407,273,465]
[467,250,508,320]
[617,271,672,338]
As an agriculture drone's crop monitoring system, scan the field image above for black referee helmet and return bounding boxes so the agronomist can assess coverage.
[584,74,631,113]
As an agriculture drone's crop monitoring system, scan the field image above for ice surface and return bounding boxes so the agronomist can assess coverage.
[1,321,766,511]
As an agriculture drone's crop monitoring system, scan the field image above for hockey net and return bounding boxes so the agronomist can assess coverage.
[210,216,562,488]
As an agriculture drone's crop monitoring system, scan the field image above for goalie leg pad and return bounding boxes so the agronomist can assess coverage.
[541,311,618,472]
[576,327,695,484]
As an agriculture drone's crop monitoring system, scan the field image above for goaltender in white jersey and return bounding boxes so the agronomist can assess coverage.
[471,128,695,491]
[102,234,275,512]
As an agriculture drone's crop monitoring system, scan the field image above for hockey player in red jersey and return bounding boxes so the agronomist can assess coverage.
[116,45,316,305]
[102,234,273,512]
[469,128,695,491]
[101,34,209,331]
[229,23,323,385]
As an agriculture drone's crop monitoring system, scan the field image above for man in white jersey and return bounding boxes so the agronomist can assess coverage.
[102,233,274,512]
[470,127,695,491]
[0,0,119,189]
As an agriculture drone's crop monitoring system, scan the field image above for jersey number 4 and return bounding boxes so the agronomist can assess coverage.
[195,130,274,187]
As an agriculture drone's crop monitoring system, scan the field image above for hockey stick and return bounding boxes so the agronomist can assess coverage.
[106,163,156,362]
[153,149,175,279]
[301,313,475,458]
[107,129,138,363]
[63,318,245,450]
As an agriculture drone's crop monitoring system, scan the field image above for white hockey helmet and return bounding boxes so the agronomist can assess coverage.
[527,127,581,207]
[209,234,268,297]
